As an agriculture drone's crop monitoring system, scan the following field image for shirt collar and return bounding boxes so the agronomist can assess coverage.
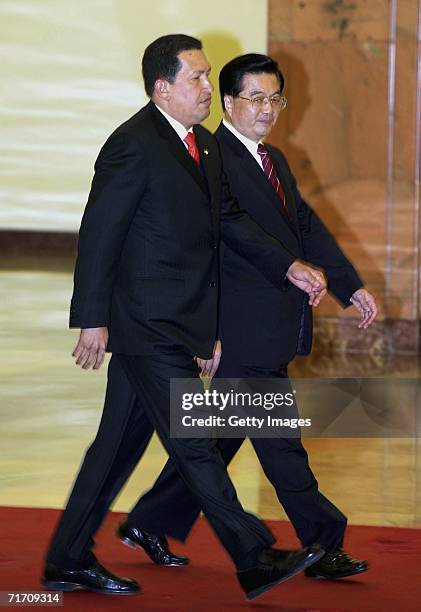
[222,119,262,158]
[154,103,192,142]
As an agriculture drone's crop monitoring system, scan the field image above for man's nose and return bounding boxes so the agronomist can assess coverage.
[203,76,214,93]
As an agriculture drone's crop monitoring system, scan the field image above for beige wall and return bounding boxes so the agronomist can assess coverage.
[3,0,420,353]
[268,0,421,353]
[0,0,267,231]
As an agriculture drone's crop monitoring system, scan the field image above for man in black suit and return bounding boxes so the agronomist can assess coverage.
[43,38,328,600]
[116,54,377,580]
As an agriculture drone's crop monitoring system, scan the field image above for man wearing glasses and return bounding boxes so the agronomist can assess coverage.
[117,53,377,581]
[44,39,334,602]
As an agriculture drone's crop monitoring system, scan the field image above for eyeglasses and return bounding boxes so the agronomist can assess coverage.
[237,95,287,110]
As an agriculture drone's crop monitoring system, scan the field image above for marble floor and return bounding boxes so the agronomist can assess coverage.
[1,267,420,529]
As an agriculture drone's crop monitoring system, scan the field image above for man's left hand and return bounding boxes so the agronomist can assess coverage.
[350,289,377,328]
[72,327,109,370]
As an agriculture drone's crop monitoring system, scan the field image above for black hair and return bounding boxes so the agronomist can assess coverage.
[142,34,202,97]
[219,53,284,109]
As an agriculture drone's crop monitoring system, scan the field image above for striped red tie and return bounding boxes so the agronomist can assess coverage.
[184,132,200,165]
[257,143,291,220]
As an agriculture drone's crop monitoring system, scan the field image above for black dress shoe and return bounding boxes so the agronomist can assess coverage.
[237,544,324,600]
[42,559,141,595]
[305,548,368,579]
[117,521,189,567]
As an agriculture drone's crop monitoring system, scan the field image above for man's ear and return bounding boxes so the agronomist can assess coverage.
[154,78,170,101]
[224,94,234,118]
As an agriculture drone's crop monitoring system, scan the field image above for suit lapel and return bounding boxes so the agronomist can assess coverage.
[217,124,299,240]
[195,127,216,197]
[195,126,220,241]
[149,103,208,195]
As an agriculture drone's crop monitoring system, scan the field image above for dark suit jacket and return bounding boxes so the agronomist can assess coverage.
[69,102,298,358]
[216,122,363,368]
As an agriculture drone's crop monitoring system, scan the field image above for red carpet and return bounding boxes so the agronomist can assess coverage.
[0,506,420,611]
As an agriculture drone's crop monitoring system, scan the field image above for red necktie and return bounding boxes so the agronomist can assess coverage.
[257,143,291,221]
[184,132,200,166]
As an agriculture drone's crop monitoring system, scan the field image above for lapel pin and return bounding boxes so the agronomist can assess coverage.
[203,149,209,155]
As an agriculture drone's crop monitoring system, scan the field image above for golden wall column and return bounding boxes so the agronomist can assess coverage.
[268,0,421,356]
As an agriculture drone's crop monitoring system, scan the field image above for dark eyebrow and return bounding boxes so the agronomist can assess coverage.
[191,67,211,77]
[249,88,281,97]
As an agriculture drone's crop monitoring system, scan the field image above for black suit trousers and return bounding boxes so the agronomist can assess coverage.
[47,353,275,570]
[127,361,347,553]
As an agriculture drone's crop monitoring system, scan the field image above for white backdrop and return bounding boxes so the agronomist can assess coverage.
[0,0,267,231]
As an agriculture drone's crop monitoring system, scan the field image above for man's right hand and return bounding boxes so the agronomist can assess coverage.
[286,260,327,307]
[72,327,109,370]
[196,340,222,380]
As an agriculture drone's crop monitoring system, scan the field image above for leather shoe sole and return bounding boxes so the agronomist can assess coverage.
[306,561,368,580]
[42,578,141,595]
[42,560,141,596]
[244,545,325,600]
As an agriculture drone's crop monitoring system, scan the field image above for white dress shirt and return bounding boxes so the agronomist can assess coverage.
[154,103,192,149]
[222,119,264,170]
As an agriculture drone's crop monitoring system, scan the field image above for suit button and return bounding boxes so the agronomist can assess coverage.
[213,245,217,249]
[209,281,216,288]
